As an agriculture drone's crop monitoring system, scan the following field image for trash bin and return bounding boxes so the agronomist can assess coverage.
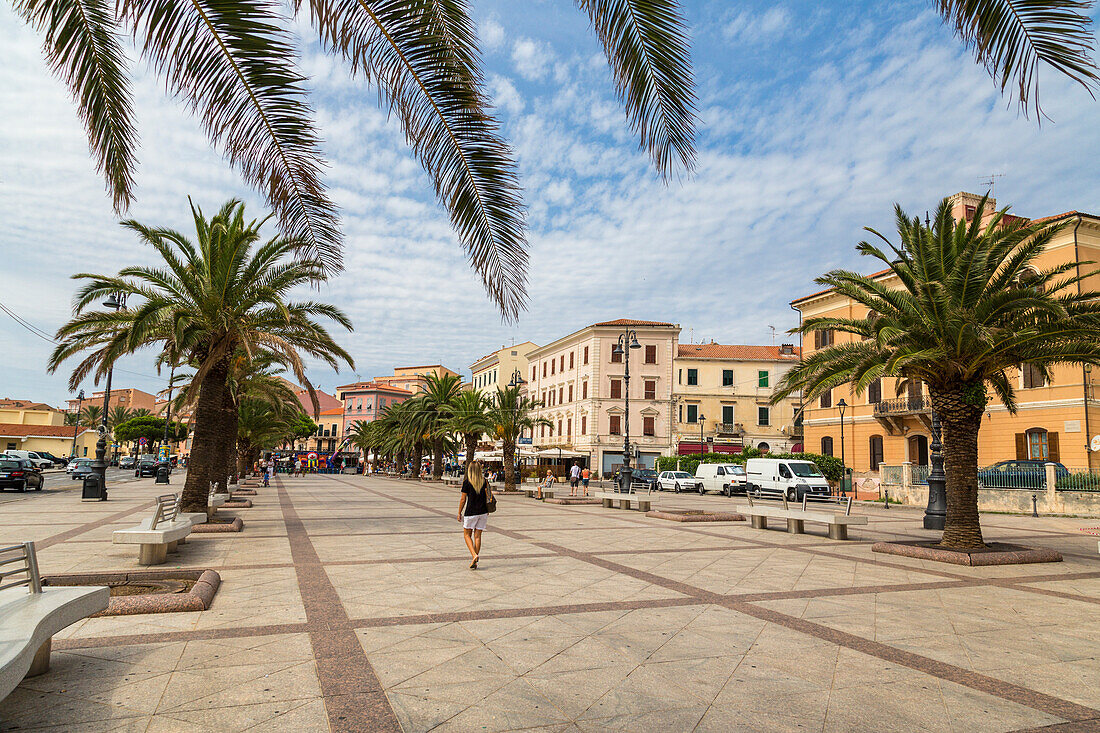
[81,473,106,501]
[155,465,170,484]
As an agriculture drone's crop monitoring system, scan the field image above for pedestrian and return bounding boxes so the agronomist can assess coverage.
[458,461,493,570]
[539,470,555,500]
[581,466,591,495]
[569,462,581,496]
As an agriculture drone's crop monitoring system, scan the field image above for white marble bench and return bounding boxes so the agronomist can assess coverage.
[735,492,867,540]
[0,542,108,700]
[112,494,193,565]
[592,489,653,512]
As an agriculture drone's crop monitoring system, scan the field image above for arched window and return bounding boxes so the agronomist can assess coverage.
[820,436,834,456]
[1020,427,1058,461]
[757,442,770,454]
[869,435,884,471]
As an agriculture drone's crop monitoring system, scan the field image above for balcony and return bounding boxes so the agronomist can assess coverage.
[873,395,932,434]
[716,422,742,436]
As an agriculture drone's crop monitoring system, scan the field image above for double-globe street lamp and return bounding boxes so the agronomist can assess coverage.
[69,389,84,458]
[611,330,641,492]
[699,412,706,460]
[87,291,127,500]
[837,399,848,497]
[507,369,526,480]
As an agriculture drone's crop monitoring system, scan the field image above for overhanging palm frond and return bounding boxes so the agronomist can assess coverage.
[120,0,341,271]
[576,0,697,177]
[13,0,137,211]
[309,0,527,318]
[938,0,1099,117]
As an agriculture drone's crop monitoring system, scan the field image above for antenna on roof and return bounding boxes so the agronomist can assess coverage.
[768,325,776,348]
[979,173,1005,200]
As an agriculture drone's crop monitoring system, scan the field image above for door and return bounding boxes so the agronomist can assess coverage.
[908,435,929,466]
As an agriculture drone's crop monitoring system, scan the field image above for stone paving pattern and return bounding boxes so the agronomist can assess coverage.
[1,473,1099,731]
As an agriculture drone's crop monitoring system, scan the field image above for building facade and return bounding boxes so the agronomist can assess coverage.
[671,344,803,455]
[793,192,1100,474]
[65,387,157,414]
[469,342,539,396]
[335,381,413,435]
[527,319,681,475]
[0,399,97,457]
[374,365,459,394]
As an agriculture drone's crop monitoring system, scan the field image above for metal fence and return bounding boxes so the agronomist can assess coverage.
[977,465,1047,490]
[1057,471,1100,491]
[880,465,903,485]
[912,465,930,485]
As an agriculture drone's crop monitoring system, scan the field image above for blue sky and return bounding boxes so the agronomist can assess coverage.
[2,0,1099,406]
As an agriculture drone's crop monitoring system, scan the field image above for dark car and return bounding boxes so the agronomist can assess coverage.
[135,459,160,477]
[978,460,1068,489]
[35,451,69,468]
[613,467,659,490]
[0,459,44,492]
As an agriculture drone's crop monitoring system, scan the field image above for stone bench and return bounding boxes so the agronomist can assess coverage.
[524,488,555,500]
[592,490,653,512]
[0,542,109,700]
[735,493,867,540]
[112,494,194,565]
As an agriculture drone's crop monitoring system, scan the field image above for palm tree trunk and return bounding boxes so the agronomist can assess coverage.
[503,441,516,492]
[411,443,423,478]
[432,437,444,479]
[931,386,986,549]
[224,392,239,486]
[181,357,230,512]
[465,433,478,469]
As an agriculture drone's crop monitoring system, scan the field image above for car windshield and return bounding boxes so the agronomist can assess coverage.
[637,470,657,478]
[0,460,20,469]
[788,463,823,478]
[725,465,745,474]
[671,472,693,479]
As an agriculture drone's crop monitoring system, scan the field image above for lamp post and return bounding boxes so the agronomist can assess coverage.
[507,369,526,484]
[924,409,947,529]
[612,330,642,491]
[89,291,127,500]
[699,412,706,459]
[837,398,848,497]
[70,389,84,458]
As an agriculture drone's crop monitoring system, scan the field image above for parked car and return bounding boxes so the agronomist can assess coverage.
[657,470,705,493]
[696,463,747,496]
[69,458,95,480]
[135,458,160,477]
[977,460,1068,489]
[4,450,53,470]
[629,468,659,491]
[0,458,44,491]
[35,451,69,468]
[119,456,136,469]
[745,458,831,501]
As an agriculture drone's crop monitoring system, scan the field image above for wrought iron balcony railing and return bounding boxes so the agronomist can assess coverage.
[873,395,931,415]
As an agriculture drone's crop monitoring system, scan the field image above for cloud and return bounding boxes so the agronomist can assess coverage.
[489,74,525,116]
[511,38,555,81]
[480,18,505,51]
[723,6,792,43]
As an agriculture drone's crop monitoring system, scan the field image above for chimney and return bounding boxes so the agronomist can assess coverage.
[780,343,794,355]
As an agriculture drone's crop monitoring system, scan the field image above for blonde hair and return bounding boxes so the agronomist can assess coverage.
[466,461,485,493]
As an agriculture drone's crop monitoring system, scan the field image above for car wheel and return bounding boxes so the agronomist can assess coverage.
[674,483,681,493]
[19,482,26,493]
[787,488,796,502]
[698,484,706,495]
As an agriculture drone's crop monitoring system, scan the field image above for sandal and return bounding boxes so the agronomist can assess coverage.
[470,557,478,570]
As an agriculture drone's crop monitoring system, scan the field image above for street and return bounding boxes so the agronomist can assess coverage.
[0,467,154,503]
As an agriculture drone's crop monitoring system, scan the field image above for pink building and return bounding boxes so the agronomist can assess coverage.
[336,381,413,436]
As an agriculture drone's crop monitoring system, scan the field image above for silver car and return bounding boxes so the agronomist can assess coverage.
[69,458,94,481]
[657,470,705,493]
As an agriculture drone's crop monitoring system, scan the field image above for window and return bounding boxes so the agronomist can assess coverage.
[643,416,655,436]
[541,424,546,437]
[558,387,563,404]
[687,369,698,386]
[568,385,573,402]
[758,370,769,388]
[610,415,622,435]
[722,369,733,387]
[610,379,622,399]
[581,416,587,435]
[678,368,682,384]
[686,404,698,423]
[757,442,770,453]
[543,362,547,378]
[551,360,555,375]
[567,418,572,436]
[644,380,656,400]
[532,366,537,381]
[541,390,546,405]
[821,436,834,456]
[820,389,832,408]
[757,406,770,426]
[1018,428,1059,461]
[611,348,623,363]
[584,346,589,364]
[814,329,835,348]
[379,398,386,409]
[1022,363,1046,389]
[869,435,884,471]
[557,419,562,436]
[644,344,657,364]
[868,379,882,404]
[779,465,791,479]
[569,351,574,369]
[560,355,565,371]
[722,405,734,425]
[582,381,588,399]
[678,404,683,422]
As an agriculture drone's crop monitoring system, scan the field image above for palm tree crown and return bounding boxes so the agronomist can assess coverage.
[774,196,1100,548]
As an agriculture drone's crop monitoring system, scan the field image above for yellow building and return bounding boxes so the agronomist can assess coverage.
[0,399,97,458]
[374,365,459,394]
[469,342,539,396]
[672,344,803,455]
[792,192,1100,474]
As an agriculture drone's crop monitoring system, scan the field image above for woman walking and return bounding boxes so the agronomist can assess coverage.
[458,461,492,569]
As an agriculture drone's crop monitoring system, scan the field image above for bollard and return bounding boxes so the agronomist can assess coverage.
[884,489,889,509]
[1032,493,1039,518]
[155,464,170,484]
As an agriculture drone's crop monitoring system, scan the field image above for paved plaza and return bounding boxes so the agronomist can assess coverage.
[1,474,1099,732]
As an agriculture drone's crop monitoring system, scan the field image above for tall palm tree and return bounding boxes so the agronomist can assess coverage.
[107,405,133,432]
[79,404,103,428]
[774,196,1100,549]
[487,386,551,492]
[446,390,492,469]
[10,0,709,317]
[48,199,353,513]
[418,372,464,479]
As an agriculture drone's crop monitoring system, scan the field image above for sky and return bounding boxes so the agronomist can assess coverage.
[2,0,1100,407]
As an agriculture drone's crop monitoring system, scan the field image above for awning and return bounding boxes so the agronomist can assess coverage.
[534,448,586,458]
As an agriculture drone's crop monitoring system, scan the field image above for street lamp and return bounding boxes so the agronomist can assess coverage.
[611,330,642,491]
[88,291,127,500]
[698,412,706,459]
[837,398,848,497]
[924,409,947,529]
[507,369,526,483]
[70,389,85,458]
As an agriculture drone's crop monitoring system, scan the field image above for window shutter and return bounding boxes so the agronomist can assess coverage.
[1048,432,1060,462]
[1015,433,1027,460]
[814,331,821,349]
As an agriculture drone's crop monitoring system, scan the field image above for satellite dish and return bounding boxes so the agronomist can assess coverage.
[1091,435,1100,452]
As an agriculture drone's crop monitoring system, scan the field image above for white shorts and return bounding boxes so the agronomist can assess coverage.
[462,513,488,531]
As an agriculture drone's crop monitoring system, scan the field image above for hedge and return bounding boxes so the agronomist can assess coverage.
[655,449,844,482]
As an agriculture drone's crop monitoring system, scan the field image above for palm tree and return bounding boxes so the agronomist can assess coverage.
[446,390,492,469]
[487,386,551,492]
[79,404,103,428]
[11,1,711,317]
[346,419,376,472]
[107,405,133,431]
[774,196,1100,549]
[418,372,464,479]
[48,199,353,513]
[63,412,81,427]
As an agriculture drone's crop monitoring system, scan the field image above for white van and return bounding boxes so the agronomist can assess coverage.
[5,450,52,470]
[695,463,747,496]
[745,458,830,501]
